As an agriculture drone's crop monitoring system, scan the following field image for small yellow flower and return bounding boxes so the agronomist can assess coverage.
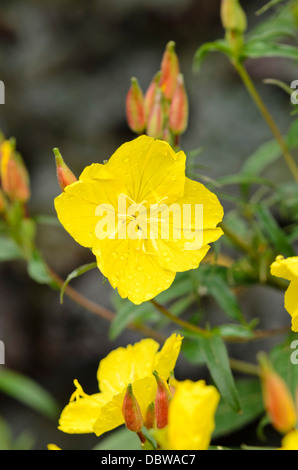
[155,379,220,450]
[47,444,62,450]
[270,256,298,332]
[54,136,223,304]
[279,430,298,450]
[58,334,182,437]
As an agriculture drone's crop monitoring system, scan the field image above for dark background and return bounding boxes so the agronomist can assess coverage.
[0,0,295,450]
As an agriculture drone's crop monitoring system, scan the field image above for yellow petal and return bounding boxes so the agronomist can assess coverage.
[270,256,298,282]
[54,165,125,248]
[58,381,110,434]
[93,377,156,437]
[97,338,160,395]
[167,380,220,450]
[105,136,186,205]
[47,444,62,450]
[285,281,298,332]
[280,430,298,450]
[154,334,183,380]
[93,237,175,304]
[147,177,223,273]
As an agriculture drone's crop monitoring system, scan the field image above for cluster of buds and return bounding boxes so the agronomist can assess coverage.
[258,353,297,435]
[126,41,189,147]
[220,0,247,57]
[122,370,173,446]
[0,135,30,216]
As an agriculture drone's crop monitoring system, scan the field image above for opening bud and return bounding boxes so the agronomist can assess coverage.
[144,401,155,430]
[144,71,162,121]
[0,140,30,203]
[54,148,77,192]
[147,89,166,140]
[153,370,171,429]
[258,353,297,434]
[169,73,189,136]
[126,77,146,134]
[160,41,180,101]
[220,0,247,33]
[122,383,143,433]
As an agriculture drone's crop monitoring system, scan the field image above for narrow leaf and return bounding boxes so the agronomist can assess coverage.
[201,332,241,412]
[60,262,97,304]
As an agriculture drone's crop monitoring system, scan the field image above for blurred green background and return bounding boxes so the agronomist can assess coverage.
[0,0,295,449]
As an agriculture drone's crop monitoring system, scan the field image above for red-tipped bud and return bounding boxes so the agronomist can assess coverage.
[122,384,143,433]
[147,89,165,140]
[259,353,297,434]
[169,73,188,136]
[54,148,77,192]
[0,140,30,203]
[153,371,171,429]
[144,71,162,121]
[220,0,247,33]
[160,41,180,101]
[126,77,146,134]
[144,402,155,430]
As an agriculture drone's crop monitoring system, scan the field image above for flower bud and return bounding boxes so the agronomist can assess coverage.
[146,89,165,140]
[122,384,143,433]
[153,370,171,429]
[54,148,77,191]
[144,71,162,121]
[0,188,6,213]
[126,77,146,134]
[259,353,297,434]
[169,73,188,136]
[0,140,30,203]
[144,401,155,430]
[220,0,247,33]
[160,41,180,101]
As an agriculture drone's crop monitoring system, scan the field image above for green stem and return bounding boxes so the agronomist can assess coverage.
[233,60,298,183]
[150,299,210,338]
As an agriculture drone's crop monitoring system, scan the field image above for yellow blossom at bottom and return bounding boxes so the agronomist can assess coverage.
[155,379,220,450]
[270,256,298,332]
[279,430,298,450]
[58,334,182,437]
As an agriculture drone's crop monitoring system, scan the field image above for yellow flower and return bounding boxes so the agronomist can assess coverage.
[47,444,62,450]
[54,136,223,304]
[270,256,298,332]
[280,430,298,450]
[155,379,220,450]
[58,334,182,437]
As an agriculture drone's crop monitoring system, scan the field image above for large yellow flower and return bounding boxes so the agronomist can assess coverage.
[270,256,298,332]
[54,136,223,304]
[58,334,182,437]
[153,379,220,450]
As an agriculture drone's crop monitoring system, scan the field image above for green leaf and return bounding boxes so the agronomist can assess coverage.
[218,324,255,340]
[0,368,60,420]
[200,332,241,412]
[27,250,54,285]
[60,262,97,303]
[241,139,281,176]
[193,40,231,72]
[0,237,23,262]
[254,203,295,257]
[93,426,141,450]
[243,41,298,61]
[213,379,264,439]
[196,266,246,324]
